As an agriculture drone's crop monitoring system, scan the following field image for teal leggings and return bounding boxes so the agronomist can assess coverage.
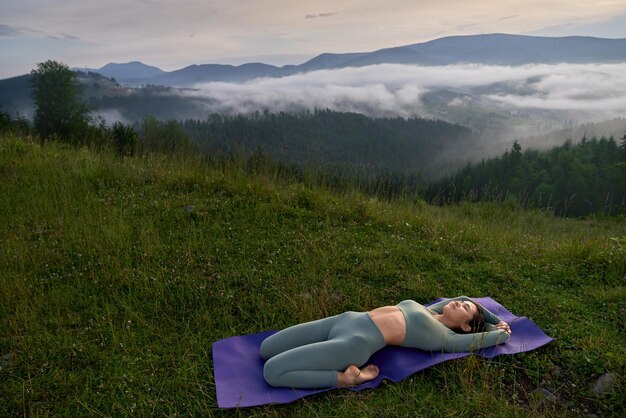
[260,311,386,388]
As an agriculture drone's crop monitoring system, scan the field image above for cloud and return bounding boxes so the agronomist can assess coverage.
[0,22,82,41]
[187,67,426,117]
[59,33,80,40]
[46,33,81,40]
[305,12,337,19]
[178,63,626,122]
[525,13,626,38]
[485,64,626,111]
[0,23,27,36]
[0,22,80,41]
[497,15,519,21]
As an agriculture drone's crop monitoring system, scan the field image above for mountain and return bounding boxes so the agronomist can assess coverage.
[0,74,33,117]
[73,61,165,82]
[66,34,626,87]
[403,33,626,65]
[318,33,626,68]
[310,33,626,68]
[129,62,287,86]
[295,52,368,72]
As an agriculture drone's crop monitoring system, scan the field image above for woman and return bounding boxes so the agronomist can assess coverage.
[260,296,512,388]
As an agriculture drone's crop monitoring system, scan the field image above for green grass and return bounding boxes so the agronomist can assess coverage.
[0,134,624,417]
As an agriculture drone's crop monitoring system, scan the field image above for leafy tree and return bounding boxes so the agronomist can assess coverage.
[30,60,91,141]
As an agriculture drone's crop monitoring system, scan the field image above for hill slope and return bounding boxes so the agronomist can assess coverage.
[0,135,624,416]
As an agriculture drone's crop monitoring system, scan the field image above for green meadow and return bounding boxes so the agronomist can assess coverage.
[0,134,624,416]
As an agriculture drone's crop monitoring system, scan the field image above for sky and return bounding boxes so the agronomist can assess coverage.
[1,0,626,79]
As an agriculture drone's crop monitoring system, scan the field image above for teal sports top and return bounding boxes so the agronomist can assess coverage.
[396,296,510,352]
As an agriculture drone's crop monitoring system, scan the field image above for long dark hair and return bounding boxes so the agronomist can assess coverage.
[457,303,486,334]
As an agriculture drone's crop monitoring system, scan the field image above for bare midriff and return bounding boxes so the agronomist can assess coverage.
[368,306,407,346]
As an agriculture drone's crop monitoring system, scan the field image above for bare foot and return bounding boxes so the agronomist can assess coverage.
[339,364,380,386]
[356,364,380,384]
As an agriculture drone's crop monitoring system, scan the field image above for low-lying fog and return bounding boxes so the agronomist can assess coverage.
[186,62,626,119]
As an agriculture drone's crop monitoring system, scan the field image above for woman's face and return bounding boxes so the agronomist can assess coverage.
[442,300,477,331]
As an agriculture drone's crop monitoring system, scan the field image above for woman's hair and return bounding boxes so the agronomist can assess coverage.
[457,303,486,334]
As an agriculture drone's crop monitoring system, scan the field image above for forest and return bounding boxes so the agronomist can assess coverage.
[177,109,474,177]
[426,137,626,217]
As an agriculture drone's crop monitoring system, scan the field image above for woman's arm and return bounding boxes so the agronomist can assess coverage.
[427,295,502,325]
[442,328,511,352]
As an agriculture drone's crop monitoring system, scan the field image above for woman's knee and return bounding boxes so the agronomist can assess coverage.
[259,337,273,360]
[262,357,282,387]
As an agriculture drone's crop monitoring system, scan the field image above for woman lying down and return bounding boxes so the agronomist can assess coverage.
[260,296,512,388]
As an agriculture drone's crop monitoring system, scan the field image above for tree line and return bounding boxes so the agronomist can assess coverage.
[425,137,626,216]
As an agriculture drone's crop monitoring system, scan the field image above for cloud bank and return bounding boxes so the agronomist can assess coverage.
[186,63,626,120]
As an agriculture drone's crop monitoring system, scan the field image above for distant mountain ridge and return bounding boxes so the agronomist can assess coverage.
[73,61,165,81]
[71,33,626,87]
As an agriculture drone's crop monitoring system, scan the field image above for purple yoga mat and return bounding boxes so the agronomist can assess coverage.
[212,297,553,408]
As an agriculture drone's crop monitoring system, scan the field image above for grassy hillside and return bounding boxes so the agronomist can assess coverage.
[0,134,624,416]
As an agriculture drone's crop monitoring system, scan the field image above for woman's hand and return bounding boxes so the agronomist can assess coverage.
[495,321,511,334]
